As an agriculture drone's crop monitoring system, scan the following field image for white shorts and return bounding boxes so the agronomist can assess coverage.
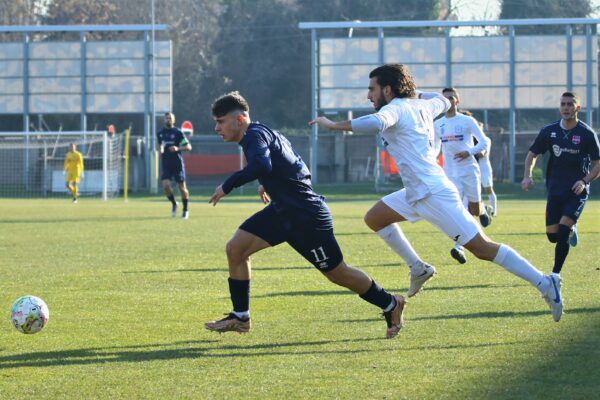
[448,170,481,203]
[478,156,493,188]
[382,186,481,246]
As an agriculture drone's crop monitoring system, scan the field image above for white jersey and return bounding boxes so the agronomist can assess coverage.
[434,113,490,178]
[352,95,452,203]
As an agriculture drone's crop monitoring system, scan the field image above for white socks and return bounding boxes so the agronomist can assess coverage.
[488,192,497,216]
[493,244,547,292]
[377,224,420,268]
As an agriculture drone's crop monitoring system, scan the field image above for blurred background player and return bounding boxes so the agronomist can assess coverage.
[434,88,492,264]
[205,91,405,339]
[157,112,192,219]
[521,92,600,296]
[63,143,84,203]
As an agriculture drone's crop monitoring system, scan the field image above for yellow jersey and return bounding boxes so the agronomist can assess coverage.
[64,150,84,176]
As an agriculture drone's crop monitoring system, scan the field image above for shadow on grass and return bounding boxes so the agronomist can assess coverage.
[0,216,166,224]
[122,262,408,274]
[341,306,600,324]
[251,283,525,298]
[0,337,381,369]
[122,265,314,274]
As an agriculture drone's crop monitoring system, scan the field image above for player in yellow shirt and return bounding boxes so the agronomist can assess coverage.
[64,143,84,203]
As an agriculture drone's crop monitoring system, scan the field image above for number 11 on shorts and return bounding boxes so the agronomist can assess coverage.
[310,246,329,263]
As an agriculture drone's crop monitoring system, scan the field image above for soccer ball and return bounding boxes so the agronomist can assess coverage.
[10,295,50,334]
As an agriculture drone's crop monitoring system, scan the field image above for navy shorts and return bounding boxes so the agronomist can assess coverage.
[161,162,186,183]
[546,190,589,226]
[239,204,343,272]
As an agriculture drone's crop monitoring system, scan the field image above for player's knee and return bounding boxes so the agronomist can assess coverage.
[363,213,376,231]
[556,224,571,244]
[225,239,243,261]
[546,232,558,243]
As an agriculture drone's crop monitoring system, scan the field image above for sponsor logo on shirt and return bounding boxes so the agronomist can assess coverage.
[441,135,464,142]
[572,135,581,145]
[552,144,580,157]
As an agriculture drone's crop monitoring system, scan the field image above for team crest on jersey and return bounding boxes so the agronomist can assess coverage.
[572,135,581,145]
[170,134,175,139]
[550,131,557,138]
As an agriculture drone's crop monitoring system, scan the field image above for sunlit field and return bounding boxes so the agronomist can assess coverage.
[1,185,599,399]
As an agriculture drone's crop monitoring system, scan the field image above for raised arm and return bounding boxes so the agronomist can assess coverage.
[308,117,352,132]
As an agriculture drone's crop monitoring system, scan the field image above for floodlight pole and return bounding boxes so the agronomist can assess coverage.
[508,26,516,184]
[79,31,87,133]
[22,33,30,189]
[586,24,593,126]
[310,29,318,183]
[150,0,158,194]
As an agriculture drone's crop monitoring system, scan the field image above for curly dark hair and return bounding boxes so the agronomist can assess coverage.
[211,91,250,117]
[369,64,416,98]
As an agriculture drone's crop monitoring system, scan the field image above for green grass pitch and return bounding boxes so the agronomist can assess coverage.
[0,185,599,399]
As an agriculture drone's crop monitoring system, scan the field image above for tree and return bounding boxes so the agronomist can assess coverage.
[22,0,446,132]
[211,0,446,131]
[0,0,47,40]
[500,0,594,34]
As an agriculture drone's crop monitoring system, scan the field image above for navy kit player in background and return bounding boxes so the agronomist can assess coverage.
[522,92,600,301]
[158,112,192,219]
[204,91,405,339]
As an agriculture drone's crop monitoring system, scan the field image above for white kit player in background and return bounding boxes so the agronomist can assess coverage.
[434,88,493,265]
[309,63,564,322]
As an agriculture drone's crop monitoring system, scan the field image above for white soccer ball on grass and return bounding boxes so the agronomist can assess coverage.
[10,295,50,334]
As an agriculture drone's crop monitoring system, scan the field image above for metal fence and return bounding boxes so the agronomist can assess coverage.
[299,18,599,185]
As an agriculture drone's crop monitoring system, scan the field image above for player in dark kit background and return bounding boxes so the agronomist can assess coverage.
[204,91,405,339]
[522,92,600,302]
[157,112,192,219]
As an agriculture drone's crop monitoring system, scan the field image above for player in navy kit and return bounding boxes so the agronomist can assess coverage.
[204,91,405,339]
[522,92,600,297]
[157,112,192,219]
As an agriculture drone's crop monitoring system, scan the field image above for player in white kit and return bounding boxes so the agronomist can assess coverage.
[434,88,493,264]
[309,63,564,322]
